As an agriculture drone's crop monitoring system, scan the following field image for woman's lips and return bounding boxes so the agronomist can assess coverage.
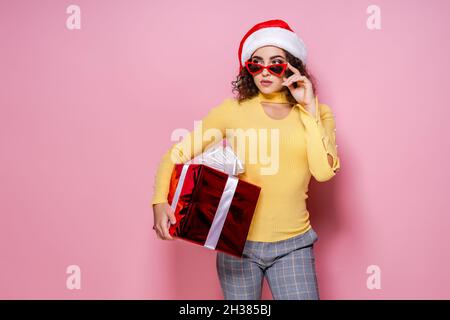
[260,80,273,87]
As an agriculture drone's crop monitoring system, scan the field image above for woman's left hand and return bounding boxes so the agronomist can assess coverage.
[282,62,316,115]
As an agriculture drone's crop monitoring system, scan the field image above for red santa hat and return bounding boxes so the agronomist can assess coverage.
[238,19,307,72]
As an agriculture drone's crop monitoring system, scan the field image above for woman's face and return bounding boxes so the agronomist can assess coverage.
[249,46,287,94]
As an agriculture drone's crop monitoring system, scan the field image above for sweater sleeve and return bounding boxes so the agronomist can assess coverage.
[296,95,341,182]
[151,98,233,205]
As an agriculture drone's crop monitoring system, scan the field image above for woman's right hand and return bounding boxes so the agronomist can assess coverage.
[152,202,176,240]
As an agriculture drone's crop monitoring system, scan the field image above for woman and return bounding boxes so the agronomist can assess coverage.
[151,19,340,300]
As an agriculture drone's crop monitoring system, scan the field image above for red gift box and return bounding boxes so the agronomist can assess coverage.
[167,163,261,258]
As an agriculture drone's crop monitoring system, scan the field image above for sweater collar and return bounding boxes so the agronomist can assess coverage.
[257,90,292,104]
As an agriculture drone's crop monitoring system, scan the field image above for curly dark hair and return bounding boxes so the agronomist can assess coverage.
[231,49,318,104]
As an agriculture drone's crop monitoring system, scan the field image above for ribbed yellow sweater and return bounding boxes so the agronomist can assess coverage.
[151,90,340,242]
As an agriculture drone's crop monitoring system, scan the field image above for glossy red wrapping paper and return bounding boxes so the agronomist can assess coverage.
[167,163,261,258]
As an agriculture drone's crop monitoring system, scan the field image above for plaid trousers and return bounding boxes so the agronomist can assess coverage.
[216,227,320,300]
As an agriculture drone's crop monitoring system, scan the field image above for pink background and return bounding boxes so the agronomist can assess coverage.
[1,0,449,299]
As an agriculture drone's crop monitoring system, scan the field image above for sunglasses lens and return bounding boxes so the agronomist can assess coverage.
[247,63,262,74]
[269,65,284,75]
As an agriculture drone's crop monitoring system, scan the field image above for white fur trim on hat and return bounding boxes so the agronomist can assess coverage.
[241,27,307,66]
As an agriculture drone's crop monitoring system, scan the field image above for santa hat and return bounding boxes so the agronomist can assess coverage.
[238,19,307,72]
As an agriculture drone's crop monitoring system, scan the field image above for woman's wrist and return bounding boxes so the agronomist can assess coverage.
[305,100,316,117]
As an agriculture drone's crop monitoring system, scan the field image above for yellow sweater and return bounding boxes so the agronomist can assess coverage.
[151,90,340,242]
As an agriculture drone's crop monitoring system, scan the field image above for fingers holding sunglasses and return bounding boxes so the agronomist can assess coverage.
[282,74,305,87]
[286,62,301,76]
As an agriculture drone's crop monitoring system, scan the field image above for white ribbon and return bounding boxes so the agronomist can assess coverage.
[204,175,238,250]
[170,163,190,214]
[191,140,244,176]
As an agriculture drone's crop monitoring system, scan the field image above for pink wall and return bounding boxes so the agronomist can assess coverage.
[1,0,449,299]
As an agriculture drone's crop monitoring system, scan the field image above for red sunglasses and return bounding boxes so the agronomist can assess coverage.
[245,61,287,77]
